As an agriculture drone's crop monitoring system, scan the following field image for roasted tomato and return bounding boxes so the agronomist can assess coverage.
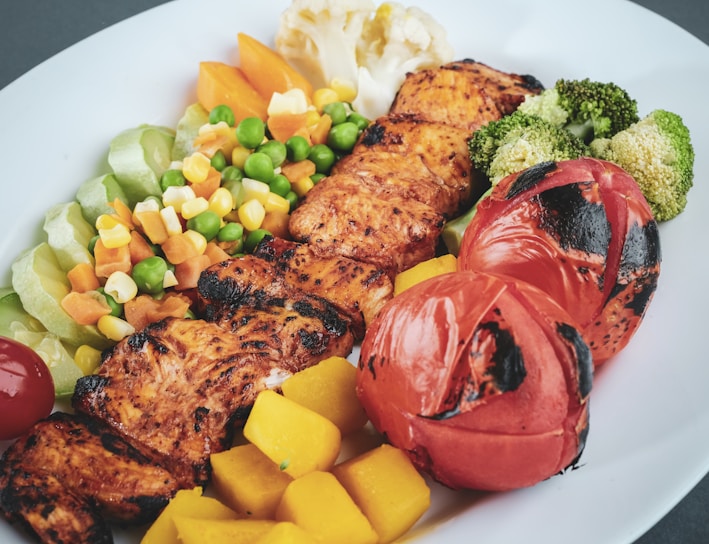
[458,158,660,366]
[0,336,54,440]
[357,270,592,492]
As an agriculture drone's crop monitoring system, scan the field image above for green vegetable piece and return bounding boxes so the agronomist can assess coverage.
[347,112,370,131]
[244,229,272,253]
[96,287,123,317]
[210,150,228,172]
[160,169,187,191]
[43,201,97,272]
[286,135,311,162]
[217,222,244,243]
[132,256,168,295]
[310,173,326,184]
[172,103,210,161]
[108,124,176,205]
[308,144,336,174]
[323,101,347,125]
[222,165,244,183]
[285,190,299,211]
[11,243,112,350]
[236,117,266,149]
[0,289,44,338]
[258,140,287,168]
[327,121,359,152]
[209,104,236,127]
[186,210,221,241]
[269,174,292,198]
[223,178,246,208]
[243,152,275,183]
[75,173,128,226]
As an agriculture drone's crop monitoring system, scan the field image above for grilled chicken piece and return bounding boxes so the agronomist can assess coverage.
[440,59,545,115]
[332,151,465,218]
[0,412,178,543]
[390,65,502,131]
[352,113,478,210]
[251,236,393,332]
[73,311,350,487]
[289,173,445,277]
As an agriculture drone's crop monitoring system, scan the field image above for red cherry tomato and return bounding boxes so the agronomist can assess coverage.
[0,336,55,440]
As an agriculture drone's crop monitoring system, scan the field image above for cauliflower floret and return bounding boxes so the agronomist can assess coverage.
[275,0,454,119]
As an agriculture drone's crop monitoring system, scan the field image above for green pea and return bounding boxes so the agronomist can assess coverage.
[236,117,266,149]
[221,165,244,182]
[88,235,100,255]
[347,112,370,131]
[243,151,275,183]
[97,287,123,317]
[269,174,292,197]
[257,140,287,168]
[244,228,272,253]
[285,190,299,211]
[285,135,311,162]
[222,178,245,208]
[160,169,186,191]
[210,150,227,172]
[323,101,348,125]
[217,222,244,243]
[308,144,336,174]
[132,256,168,295]
[310,173,326,184]
[209,104,236,127]
[327,121,359,152]
[186,210,221,241]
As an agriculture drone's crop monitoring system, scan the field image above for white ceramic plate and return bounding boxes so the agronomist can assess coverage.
[1,0,708,542]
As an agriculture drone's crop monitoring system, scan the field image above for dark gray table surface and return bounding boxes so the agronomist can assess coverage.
[2,1,708,542]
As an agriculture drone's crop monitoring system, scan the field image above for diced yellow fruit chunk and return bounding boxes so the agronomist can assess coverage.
[393,253,458,296]
[281,356,368,435]
[257,522,317,544]
[174,518,277,544]
[211,443,293,519]
[140,486,238,544]
[332,444,431,543]
[243,390,341,478]
[275,471,377,544]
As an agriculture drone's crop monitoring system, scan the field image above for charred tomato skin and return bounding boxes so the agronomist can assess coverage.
[357,270,592,492]
[0,336,55,440]
[459,158,660,365]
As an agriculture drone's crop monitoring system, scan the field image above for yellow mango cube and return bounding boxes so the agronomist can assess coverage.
[243,390,341,478]
[332,444,431,543]
[393,253,457,296]
[281,356,369,435]
[275,471,377,544]
[211,443,293,519]
[257,522,317,544]
[174,518,277,544]
[140,487,238,544]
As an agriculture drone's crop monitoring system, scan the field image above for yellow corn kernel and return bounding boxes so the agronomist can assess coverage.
[183,229,208,255]
[238,199,266,232]
[104,271,138,304]
[183,152,212,183]
[242,178,271,206]
[313,87,339,113]
[305,108,322,129]
[231,145,252,170]
[291,176,315,198]
[74,344,102,375]
[330,78,357,103]
[99,223,132,249]
[160,205,183,236]
[264,192,291,215]
[267,88,310,116]
[162,185,197,213]
[95,213,126,231]
[97,315,136,342]
[181,197,210,220]
[208,187,235,217]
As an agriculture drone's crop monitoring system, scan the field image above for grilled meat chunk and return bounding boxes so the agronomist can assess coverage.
[251,236,393,332]
[289,173,445,277]
[390,65,502,131]
[0,412,178,543]
[73,312,348,487]
[352,113,478,210]
[441,59,545,115]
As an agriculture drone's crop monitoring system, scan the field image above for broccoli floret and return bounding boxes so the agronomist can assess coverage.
[468,110,590,185]
[589,109,694,221]
[518,78,639,143]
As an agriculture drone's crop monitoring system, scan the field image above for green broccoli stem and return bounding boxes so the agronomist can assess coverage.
[441,186,493,256]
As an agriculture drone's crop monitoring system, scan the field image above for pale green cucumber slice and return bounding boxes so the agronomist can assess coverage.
[108,124,176,204]
[0,288,45,337]
[172,102,210,161]
[43,201,97,271]
[11,242,112,350]
[76,173,128,226]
